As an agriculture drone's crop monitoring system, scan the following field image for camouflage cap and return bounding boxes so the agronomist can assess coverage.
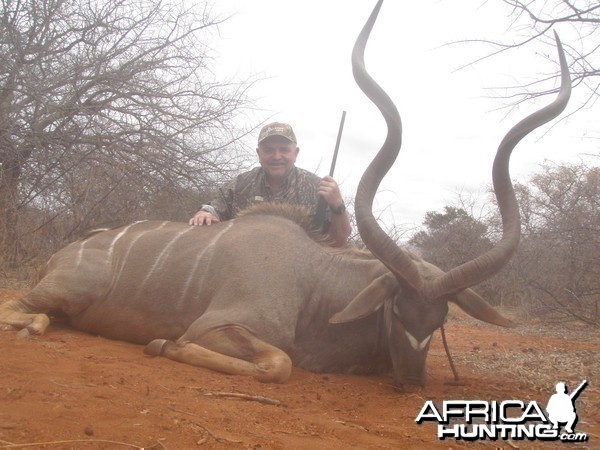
[257,122,297,145]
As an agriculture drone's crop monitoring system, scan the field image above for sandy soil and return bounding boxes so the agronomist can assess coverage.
[0,288,598,449]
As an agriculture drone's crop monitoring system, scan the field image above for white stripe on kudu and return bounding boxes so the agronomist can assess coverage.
[109,221,169,295]
[140,225,197,289]
[75,229,110,268]
[107,222,142,260]
[179,221,235,303]
[75,241,86,268]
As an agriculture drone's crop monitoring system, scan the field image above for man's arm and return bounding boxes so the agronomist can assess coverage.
[189,204,221,226]
[319,176,351,246]
[189,183,235,226]
[328,204,351,247]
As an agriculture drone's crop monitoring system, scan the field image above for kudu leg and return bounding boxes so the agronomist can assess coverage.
[0,299,51,337]
[144,325,292,383]
[0,273,98,337]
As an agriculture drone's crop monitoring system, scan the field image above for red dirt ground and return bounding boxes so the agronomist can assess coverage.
[0,288,598,449]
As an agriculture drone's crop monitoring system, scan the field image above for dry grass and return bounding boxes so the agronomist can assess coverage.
[444,310,599,439]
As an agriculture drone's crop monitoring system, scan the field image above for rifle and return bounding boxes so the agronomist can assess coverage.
[313,110,346,231]
[569,380,588,400]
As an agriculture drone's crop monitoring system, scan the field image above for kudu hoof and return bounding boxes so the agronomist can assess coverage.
[16,327,34,339]
[144,339,168,356]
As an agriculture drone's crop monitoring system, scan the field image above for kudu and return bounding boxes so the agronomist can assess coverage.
[0,0,571,388]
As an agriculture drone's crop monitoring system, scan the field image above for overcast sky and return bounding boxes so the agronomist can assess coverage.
[209,0,597,229]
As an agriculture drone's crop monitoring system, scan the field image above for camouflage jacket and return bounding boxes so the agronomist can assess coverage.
[208,166,328,222]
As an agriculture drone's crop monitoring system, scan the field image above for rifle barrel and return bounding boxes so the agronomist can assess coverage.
[313,110,347,231]
[329,110,346,177]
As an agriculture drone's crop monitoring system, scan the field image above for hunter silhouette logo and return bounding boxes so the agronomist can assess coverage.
[546,380,587,434]
[416,380,589,443]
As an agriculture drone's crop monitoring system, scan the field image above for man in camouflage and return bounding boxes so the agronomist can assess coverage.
[189,122,351,246]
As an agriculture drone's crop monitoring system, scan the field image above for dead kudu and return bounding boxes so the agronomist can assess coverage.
[0,1,571,388]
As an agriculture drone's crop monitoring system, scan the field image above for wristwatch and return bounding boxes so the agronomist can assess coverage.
[330,202,346,215]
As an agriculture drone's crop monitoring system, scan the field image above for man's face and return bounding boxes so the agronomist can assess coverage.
[256,136,299,181]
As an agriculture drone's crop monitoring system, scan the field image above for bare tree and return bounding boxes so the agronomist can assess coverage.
[0,0,254,267]
[478,162,599,325]
[515,163,599,325]
[475,1,599,110]
[407,163,599,327]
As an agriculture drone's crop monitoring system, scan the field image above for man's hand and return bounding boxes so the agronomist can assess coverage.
[318,176,344,210]
[189,210,220,226]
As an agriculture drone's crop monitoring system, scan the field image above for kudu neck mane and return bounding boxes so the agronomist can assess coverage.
[237,203,336,247]
[238,203,384,260]
[238,202,344,247]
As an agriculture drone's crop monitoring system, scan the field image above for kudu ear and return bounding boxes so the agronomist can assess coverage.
[329,273,397,324]
[452,288,516,328]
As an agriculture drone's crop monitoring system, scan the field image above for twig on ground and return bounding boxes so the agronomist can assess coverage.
[201,391,281,406]
[0,438,159,449]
